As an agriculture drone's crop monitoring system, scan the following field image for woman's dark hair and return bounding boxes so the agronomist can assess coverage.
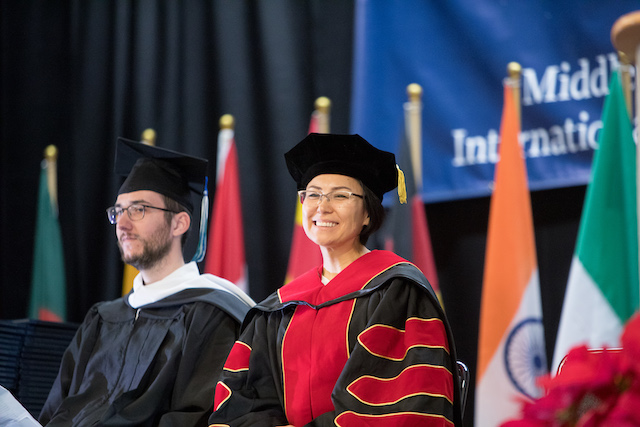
[359,182,385,245]
[162,194,190,247]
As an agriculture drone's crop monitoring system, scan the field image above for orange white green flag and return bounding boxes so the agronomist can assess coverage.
[551,70,638,371]
[475,76,547,426]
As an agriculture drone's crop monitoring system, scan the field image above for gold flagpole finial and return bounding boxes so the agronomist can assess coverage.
[405,83,423,192]
[507,62,522,120]
[220,114,235,130]
[314,96,331,113]
[407,83,422,103]
[314,97,331,134]
[44,144,58,162]
[43,145,59,212]
[141,128,156,146]
[507,62,522,81]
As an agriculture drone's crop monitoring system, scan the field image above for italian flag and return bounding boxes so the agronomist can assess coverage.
[552,70,639,371]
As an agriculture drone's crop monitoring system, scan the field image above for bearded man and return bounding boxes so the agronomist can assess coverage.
[38,138,254,426]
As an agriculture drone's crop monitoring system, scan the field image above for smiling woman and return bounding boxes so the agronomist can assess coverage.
[300,174,369,272]
[208,133,465,427]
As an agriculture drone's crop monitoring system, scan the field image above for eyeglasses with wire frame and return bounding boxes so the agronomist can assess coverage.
[298,190,364,206]
[106,204,180,224]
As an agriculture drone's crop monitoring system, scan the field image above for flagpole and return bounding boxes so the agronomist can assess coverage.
[315,96,331,133]
[220,114,234,130]
[612,11,640,305]
[44,145,59,215]
[403,83,442,304]
[217,114,235,182]
[406,83,423,192]
[141,128,156,146]
[204,113,249,291]
[507,62,522,119]
[618,52,633,117]
[476,62,547,425]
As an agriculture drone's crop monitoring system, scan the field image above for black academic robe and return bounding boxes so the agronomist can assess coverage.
[209,250,463,427]
[39,288,251,427]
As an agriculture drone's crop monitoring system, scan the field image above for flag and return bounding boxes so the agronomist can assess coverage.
[203,124,248,292]
[475,78,547,426]
[284,107,324,283]
[122,129,156,295]
[29,149,67,322]
[382,126,441,302]
[122,264,137,295]
[551,70,638,371]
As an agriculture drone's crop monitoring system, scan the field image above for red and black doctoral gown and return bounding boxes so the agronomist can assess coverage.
[209,250,463,427]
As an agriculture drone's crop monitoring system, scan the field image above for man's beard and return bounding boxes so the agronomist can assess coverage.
[118,224,173,270]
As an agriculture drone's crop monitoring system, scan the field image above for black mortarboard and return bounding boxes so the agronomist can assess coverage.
[115,138,208,215]
[284,133,403,202]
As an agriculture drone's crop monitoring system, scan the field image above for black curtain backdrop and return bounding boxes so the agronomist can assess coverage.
[0,2,584,425]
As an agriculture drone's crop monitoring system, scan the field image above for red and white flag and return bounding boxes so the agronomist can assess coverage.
[204,127,248,292]
[284,109,324,283]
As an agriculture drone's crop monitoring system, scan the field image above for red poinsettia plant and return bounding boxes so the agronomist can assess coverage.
[502,312,640,427]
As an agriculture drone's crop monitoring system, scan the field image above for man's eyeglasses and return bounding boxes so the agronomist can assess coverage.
[106,204,179,224]
[298,190,364,206]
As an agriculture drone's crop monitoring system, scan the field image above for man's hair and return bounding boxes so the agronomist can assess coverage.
[359,182,385,245]
[161,194,190,247]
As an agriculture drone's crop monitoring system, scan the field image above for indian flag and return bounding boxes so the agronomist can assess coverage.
[475,77,547,427]
[551,70,638,371]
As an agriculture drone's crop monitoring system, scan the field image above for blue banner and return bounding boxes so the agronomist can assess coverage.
[350,0,639,203]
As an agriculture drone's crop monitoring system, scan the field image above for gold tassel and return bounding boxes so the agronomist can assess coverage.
[396,165,407,204]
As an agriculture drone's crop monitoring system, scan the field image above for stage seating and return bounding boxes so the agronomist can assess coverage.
[0,319,78,417]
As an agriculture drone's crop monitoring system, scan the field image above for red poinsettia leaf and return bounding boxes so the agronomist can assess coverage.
[621,312,640,352]
[621,313,640,374]
[520,393,567,420]
[500,420,548,427]
[606,385,640,425]
[552,347,620,391]
[501,313,640,426]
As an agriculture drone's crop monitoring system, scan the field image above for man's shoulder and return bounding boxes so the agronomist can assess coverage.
[156,285,254,324]
[88,297,135,322]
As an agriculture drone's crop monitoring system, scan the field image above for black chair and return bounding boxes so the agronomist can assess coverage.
[0,319,78,417]
[457,360,470,419]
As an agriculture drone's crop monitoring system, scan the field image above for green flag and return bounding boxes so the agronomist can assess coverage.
[29,160,67,322]
[552,70,639,370]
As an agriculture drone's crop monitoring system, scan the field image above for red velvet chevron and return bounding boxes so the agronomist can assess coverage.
[358,318,449,361]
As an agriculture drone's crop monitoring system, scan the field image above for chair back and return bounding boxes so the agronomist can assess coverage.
[456,360,470,419]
